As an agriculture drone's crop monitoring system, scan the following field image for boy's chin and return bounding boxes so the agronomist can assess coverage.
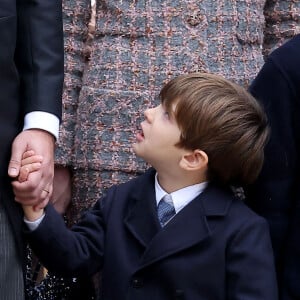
[132,143,141,156]
[132,145,146,161]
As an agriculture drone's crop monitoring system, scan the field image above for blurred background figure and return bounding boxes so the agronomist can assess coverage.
[245,34,300,300]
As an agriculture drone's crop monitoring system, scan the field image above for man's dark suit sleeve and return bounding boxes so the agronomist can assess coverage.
[15,0,64,119]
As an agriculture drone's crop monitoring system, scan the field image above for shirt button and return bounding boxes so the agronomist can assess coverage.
[132,277,143,288]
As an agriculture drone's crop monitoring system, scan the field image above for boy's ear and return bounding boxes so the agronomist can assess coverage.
[179,149,208,171]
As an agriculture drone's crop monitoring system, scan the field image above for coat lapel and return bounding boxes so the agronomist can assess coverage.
[124,169,161,248]
[138,183,233,269]
[124,170,234,270]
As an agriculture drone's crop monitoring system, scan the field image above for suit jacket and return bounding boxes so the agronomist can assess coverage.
[245,34,300,300]
[0,0,63,263]
[27,168,278,300]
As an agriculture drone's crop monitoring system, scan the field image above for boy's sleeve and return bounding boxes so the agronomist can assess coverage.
[24,213,45,231]
[24,200,106,277]
[226,217,278,299]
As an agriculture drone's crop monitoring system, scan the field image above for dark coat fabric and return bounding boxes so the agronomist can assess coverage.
[245,34,300,300]
[0,0,63,267]
[27,169,278,300]
[0,0,64,177]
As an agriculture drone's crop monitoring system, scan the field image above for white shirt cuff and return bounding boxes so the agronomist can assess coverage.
[23,111,60,140]
[24,213,45,231]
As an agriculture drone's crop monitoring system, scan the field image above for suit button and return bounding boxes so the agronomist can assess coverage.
[132,277,143,288]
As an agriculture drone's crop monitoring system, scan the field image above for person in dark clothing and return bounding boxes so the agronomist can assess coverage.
[245,34,300,300]
[0,0,64,298]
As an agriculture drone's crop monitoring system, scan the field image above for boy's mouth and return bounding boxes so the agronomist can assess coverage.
[135,124,145,142]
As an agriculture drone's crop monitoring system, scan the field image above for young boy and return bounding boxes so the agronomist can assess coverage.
[15,73,278,299]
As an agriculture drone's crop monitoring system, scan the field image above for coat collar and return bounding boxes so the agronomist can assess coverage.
[123,169,161,248]
[124,169,233,269]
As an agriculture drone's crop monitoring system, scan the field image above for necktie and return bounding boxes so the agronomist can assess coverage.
[157,194,176,226]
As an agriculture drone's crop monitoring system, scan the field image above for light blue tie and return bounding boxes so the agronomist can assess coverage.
[157,194,176,226]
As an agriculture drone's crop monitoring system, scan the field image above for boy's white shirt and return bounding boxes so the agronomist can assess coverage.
[155,173,208,213]
[25,173,208,231]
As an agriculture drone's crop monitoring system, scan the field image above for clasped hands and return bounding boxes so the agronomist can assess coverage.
[9,129,55,220]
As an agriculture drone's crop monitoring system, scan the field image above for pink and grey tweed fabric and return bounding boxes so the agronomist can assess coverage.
[56,0,300,220]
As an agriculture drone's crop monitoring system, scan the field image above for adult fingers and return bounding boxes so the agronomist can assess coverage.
[8,133,29,178]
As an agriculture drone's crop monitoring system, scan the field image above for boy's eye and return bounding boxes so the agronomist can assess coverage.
[164,111,170,119]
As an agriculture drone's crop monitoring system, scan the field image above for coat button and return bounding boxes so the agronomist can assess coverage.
[186,10,206,27]
[132,277,143,288]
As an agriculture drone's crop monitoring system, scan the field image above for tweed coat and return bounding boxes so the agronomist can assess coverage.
[26,168,278,300]
[56,0,300,221]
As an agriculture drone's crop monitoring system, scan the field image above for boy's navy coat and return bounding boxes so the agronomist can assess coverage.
[26,169,277,300]
[245,34,300,299]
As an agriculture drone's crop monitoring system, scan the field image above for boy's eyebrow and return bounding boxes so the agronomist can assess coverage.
[164,103,177,120]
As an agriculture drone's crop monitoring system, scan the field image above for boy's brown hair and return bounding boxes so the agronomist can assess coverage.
[160,73,269,185]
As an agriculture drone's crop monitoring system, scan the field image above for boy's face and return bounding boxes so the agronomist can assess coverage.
[133,103,185,169]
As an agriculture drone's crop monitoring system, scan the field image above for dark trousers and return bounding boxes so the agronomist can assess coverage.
[0,197,24,300]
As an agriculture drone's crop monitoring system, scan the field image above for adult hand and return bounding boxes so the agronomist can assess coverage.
[9,129,55,209]
[51,166,72,215]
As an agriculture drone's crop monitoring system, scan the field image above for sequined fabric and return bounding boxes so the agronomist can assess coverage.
[25,222,95,299]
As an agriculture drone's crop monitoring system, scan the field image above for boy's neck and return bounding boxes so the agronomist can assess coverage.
[156,170,207,194]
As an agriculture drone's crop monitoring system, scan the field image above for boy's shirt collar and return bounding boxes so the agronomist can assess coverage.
[155,173,208,214]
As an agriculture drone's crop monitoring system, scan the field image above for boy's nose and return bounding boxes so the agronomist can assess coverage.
[144,108,153,122]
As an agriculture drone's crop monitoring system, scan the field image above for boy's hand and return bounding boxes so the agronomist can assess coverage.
[18,150,43,182]
[13,150,48,219]
[23,205,45,222]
